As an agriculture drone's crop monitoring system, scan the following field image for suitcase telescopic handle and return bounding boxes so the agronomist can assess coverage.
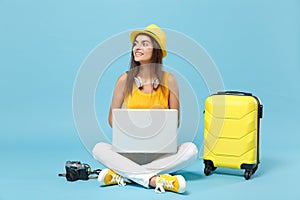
[217,91,252,96]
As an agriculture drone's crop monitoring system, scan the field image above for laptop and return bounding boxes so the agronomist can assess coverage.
[112,109,178,153]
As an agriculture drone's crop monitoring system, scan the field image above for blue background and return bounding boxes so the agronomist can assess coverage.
[1,0,299,199]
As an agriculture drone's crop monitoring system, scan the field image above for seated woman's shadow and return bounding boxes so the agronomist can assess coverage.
[176,170,204,181]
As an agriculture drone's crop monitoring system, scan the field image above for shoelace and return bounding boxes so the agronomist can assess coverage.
[154,178,175,193]
[110,173,126,186]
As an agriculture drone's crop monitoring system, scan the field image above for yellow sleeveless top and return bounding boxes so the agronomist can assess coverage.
[124,72,170,109]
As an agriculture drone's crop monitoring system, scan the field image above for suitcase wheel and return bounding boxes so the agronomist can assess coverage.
[204,160,216,176]
[244,165,258,180]
[241,164,258,180]
[244,170,252,180]
[204,166,211,176]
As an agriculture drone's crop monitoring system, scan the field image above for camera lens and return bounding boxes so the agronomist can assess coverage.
[66,170,79,181]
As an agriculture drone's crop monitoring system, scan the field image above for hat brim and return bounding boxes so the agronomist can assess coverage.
[130,30,167,58]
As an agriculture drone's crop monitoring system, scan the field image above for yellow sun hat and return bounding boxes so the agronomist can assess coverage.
[130,24,167,58]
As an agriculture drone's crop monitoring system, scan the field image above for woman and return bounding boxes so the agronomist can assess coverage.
[92,24,198,193]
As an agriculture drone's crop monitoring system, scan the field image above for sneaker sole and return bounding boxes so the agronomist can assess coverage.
[98,168,109,185]
[175,175,186,193]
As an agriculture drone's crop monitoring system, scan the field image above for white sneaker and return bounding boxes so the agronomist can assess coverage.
[155,174,186,193]
[98,169,129,186]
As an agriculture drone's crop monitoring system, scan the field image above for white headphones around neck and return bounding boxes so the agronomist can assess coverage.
[134,76,160,89]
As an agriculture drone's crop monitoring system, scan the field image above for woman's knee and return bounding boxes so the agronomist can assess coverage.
[92,142,111,158]
[179,142,198,159]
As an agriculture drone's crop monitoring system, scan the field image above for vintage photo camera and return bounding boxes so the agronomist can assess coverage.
[64,161,91,181]
[59,161,101,181]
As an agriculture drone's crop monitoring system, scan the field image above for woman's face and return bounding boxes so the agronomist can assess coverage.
[132,34,153,64]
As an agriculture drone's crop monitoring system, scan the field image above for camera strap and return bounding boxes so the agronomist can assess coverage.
[87,169,102,179]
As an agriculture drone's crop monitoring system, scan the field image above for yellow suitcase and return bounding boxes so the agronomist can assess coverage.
[203,91,263,180]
